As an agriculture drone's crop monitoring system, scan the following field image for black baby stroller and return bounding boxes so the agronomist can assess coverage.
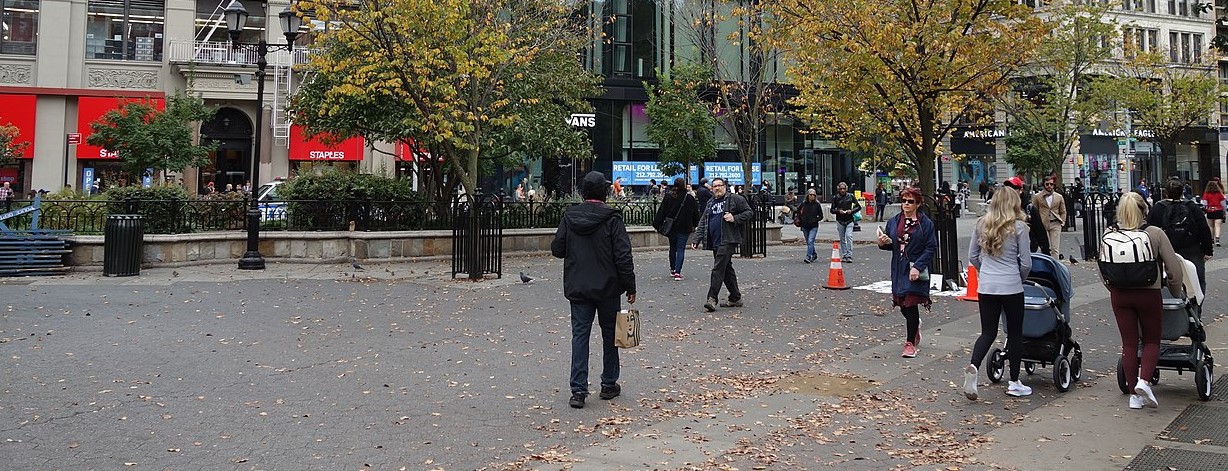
[1115,255,1213,400]
[987,253,1083,392]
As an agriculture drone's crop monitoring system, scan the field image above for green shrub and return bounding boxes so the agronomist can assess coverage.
[277,169,425,230]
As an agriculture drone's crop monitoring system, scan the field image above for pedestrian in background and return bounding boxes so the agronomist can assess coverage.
[0,181,13,212]
[1202,179,1224,246]
[830,182,862,263]
[551,171,637,409]
[695,178,713,215]
[875,182,889,222]
[875,187,937,358]
[1148,178,1212,292]
[653,177,699,281]
[797,188,823,263]
[1031,177,1066,259]
[692,177,754,312]
[1103,192,1184,410]
[964,188,1032,399]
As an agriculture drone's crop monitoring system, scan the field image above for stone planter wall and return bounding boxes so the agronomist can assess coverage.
[64,225,784,268]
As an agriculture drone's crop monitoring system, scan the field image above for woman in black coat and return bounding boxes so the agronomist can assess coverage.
[654,177,699,281]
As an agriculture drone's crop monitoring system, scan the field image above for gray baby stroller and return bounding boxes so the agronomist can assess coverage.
[1115,256,1213,400]
[987,253,1082,392]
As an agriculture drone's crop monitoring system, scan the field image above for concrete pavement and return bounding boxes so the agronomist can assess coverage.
[2,223,1226,470]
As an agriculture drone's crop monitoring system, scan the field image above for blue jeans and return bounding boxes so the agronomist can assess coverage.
[802,226,818,260]
[570,297,621,395]
[668,232,690,273]
[836,221,854,260]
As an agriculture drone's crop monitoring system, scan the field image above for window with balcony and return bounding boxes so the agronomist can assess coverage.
[86,0,165,61]
[1,0,39,55]
[195,0,264,44]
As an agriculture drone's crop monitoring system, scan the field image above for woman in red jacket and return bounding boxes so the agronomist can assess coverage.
[1202,179,1224,246]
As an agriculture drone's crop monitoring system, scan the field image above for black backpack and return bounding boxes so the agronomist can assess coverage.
[1160,200,1198,249]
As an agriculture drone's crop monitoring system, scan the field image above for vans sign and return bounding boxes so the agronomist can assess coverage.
[567,113,596,128]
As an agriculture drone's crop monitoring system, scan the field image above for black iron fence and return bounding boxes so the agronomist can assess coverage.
[924,194,962,290]
[740,192,772,257]
[1080,191,1120,261]
[0,197,675,234]
[452,194,503,280]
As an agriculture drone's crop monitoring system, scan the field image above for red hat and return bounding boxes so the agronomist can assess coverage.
[1003,176,1024,189]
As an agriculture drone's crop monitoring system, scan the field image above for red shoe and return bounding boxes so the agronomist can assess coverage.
[901,342,917,358]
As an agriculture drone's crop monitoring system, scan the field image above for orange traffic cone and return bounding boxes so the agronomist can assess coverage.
[956,264,979,301]
[822,242,849,290]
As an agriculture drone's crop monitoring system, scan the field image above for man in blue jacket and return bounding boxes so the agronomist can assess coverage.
[552,171,637,409]
[691,177,755,312]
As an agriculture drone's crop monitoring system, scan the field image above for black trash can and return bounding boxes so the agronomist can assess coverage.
[104,214,143,276]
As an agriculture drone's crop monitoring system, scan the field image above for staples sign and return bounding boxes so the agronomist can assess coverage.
[308,151,349,160]
[289,125,365,161]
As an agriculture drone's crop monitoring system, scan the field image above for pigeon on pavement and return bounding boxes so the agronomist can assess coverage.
[519,272,533,283]
[352,261,365,271]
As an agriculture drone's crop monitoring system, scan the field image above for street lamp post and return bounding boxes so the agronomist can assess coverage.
[224,0,302,270]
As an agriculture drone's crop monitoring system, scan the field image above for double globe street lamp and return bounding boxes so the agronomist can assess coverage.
[223,0,303,270]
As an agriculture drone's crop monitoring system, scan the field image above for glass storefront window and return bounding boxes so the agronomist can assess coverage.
[86,0,164,61]
[1,0,39,55]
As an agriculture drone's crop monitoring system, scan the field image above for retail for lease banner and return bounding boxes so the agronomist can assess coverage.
[611,161,763,186]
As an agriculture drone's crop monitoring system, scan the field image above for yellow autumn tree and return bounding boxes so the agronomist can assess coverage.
[293,0,599,198]
[768,0,1050,197]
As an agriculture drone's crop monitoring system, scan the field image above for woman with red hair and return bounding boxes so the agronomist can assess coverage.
[875,187,938,358]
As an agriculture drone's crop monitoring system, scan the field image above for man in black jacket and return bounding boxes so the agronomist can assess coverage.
[691,177,754,312]
[695,178,713,214]
[1148,178,1213,292]
[830,182,862,263]
[551,171,638,409]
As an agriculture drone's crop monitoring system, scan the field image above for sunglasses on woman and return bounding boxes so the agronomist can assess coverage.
[901,199,918,204]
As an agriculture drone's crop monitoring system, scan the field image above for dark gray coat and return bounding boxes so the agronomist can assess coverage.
[691,192,754,250]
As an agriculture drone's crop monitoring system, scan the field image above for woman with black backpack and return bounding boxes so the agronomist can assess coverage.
[1100,192,1185,410]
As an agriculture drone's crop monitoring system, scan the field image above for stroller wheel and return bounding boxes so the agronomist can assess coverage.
[987,348,1005,383]
[1116,357,1131,394]
[1025,362,1037,376]
[1196,360,1213,401]
[1070,349,1083,382]
[1054,355,1072,392]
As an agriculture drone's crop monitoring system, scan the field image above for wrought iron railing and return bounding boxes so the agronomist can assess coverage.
[1,198,672,234]
[165,39,312,67]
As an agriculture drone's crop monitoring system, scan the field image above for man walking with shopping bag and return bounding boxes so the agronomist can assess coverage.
[552,171,638,409]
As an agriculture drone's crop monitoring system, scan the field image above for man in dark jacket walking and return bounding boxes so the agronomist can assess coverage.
[830,182,862,263]
[695,178,713,215]
[1148,178,1213,292]
[691,177,754,312]
[551,171,637,409]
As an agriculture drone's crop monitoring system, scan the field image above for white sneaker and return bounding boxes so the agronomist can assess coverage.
[1128,394,1145,409]
[1006,380,1032,397]
[963,364,979,400]
[1135,380,1158,408]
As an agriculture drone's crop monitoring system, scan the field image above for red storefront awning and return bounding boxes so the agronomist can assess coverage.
[0,94,36,158]
[76,96,166,160]
[394,139,440,162]
[289,125,364,161]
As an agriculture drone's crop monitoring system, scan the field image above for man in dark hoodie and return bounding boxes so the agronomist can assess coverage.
[551,171,637,409]
[691,177,754,312]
